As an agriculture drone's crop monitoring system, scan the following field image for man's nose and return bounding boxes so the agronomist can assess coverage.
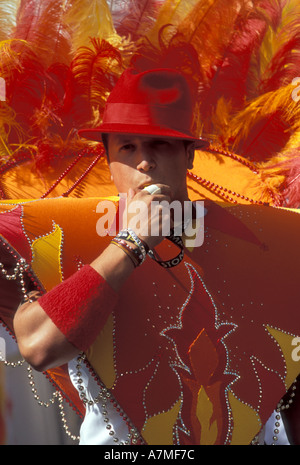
[136,147,156,172]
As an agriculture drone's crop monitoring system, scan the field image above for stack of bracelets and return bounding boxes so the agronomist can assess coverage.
[111,228,185,269]
[111,229,149,268]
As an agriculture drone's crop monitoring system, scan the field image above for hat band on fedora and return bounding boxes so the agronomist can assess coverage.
[103,103,192,134]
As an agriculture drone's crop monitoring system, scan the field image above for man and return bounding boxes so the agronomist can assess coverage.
[10,68,300,445]
[14,68,204,369]
[13,68,209,444]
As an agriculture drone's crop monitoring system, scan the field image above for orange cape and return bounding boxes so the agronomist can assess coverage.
[0,196,299,444]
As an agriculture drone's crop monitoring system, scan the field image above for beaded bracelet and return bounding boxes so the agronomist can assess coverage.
[126,228,149,255]
[115,229,149,262]
[113,229,184,269]
[111,237,144,268]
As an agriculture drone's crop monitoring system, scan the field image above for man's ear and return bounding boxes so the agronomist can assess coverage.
[186,143,195,169]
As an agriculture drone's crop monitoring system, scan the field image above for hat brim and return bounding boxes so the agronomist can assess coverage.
[78,123,209,149]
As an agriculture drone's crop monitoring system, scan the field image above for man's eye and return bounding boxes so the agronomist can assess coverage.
[120,144,135,151]
[152,140,169,147]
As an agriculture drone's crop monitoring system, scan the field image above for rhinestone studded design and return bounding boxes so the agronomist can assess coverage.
[0,199,299,445]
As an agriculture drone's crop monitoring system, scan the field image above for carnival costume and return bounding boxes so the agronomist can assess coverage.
[0,0,300,445]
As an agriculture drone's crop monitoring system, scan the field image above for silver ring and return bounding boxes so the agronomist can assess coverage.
[143,184,161,195]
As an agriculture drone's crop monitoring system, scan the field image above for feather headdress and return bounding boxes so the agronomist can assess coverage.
[0,0,300,203]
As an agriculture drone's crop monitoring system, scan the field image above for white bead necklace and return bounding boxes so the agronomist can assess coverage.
[0,258,32,302]
[0,258,80,442]
[272,379,297,445]
[74,353,143,445]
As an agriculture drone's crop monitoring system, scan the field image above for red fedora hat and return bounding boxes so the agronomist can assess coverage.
[78,68,209,148]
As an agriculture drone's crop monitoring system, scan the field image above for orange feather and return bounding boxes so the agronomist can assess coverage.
[70,38,123,127]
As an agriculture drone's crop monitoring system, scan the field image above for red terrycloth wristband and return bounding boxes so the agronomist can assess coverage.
[38,264,118,352]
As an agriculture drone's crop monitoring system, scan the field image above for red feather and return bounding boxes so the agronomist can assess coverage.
[275,148,300,208]
[233,110,291,161]
[109,0,164,39]
[13,0,72,68]
[188,0,285,132]
[261,32,300,93]
[283,156,300,208]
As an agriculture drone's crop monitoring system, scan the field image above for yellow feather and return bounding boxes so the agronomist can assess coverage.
[147,0,200,45]
[63,0,118,54]
[210,97,233,139]
[177,0,254,70]
[0,102,26,165]
[148,0,256,82]
[284,129,300,151]
[0,102,23,138]
[222,83,300,150]
[0,0,21,42]
[0,39,29,80]
[0,133,12,164]
[257,26,277,79]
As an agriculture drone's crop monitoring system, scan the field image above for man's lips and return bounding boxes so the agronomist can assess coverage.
[139,182,161,190]
[138,183,152,191]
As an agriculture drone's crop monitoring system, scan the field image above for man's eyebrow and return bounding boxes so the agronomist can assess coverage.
[114,136,135,145]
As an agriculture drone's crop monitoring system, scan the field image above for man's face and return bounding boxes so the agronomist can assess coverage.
[107,134,195,202]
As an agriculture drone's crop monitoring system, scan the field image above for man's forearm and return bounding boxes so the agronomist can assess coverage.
[13,243,137,371]
[90,242,138,291]
[13,186,171,372]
